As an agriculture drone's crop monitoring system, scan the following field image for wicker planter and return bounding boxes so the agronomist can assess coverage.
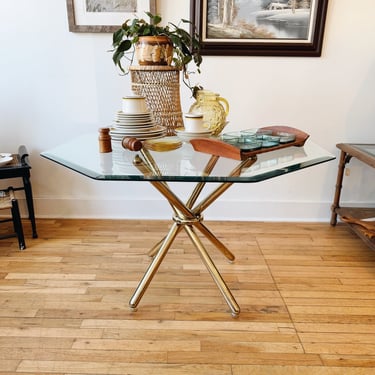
[130,66,183,136]
[135,36,173,66]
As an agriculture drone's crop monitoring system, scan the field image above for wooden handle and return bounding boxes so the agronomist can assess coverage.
[190,138,243,160]
[122,137,143,151]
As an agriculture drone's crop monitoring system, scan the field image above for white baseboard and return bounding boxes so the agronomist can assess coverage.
[27,197,339,222]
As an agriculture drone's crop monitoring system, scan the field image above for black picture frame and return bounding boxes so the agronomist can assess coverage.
[191,0,329,57]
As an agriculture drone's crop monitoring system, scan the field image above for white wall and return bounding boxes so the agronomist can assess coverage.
[0,0,374,221]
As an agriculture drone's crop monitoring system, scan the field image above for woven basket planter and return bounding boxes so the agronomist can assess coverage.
[130,66,183,136]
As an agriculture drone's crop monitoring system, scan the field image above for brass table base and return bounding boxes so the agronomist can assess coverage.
[129,149,256,317]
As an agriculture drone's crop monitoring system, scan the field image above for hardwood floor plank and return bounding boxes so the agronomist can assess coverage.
[321,354,375,367]
[167,351,322,366]
[72,338,200,352]
[232,365,375,374]
[17,361,232,374]
[1,348,167,363]
[1,219,375,373]
[0,327,103,339]
[0,360,21,372]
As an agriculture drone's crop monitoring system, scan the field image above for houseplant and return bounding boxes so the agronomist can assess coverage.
[111,12,202,93]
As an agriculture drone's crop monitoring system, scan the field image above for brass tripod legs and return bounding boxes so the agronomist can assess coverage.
[130,151,257,316]
[130,213,240,316]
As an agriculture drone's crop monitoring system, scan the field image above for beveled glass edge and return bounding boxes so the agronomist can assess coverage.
[351,144,375,158]
[41,151,335,183]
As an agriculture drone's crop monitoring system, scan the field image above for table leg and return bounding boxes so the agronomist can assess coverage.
[129,222,180,311]
[147,155,256,261]
[192,157,256,216]
[194,222,235,262]
[131,152,256,316]
[147,154,220,258]
[147,225,184,257]
[184,225,240,317]
[22,175,38,238]
[185,155,220,209]
[146,216,234,261]
[330,151,352,226]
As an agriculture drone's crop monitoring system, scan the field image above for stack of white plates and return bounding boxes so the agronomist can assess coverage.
[110,111,165,143]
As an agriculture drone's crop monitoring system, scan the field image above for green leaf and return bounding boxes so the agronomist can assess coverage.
[143,25,151,35]
[117,39,132,53]
[112,49,124,65]
[112,28,124,46]
[153,15,162,24]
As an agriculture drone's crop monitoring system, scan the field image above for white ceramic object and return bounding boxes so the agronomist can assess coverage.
[122,95,148,114]
[0,156,12,167]
[183,113,206,133]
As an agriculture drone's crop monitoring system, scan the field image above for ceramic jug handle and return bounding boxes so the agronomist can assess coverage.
[217,97,230,116]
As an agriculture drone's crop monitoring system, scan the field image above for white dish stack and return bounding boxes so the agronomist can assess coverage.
[110,96,165,145]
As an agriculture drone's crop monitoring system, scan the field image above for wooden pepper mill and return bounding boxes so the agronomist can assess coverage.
[98,127,112,153]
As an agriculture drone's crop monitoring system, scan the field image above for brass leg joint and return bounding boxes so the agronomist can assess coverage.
[173,213,203,225]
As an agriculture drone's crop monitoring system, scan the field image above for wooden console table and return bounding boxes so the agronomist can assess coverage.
[330,143,375,250]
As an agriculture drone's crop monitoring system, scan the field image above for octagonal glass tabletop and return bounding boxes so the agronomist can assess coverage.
[41,133,335,183]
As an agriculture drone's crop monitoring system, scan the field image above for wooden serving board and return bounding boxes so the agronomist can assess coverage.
[190,126,310,161]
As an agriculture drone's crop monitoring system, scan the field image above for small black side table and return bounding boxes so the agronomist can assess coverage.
[0,146,37,238]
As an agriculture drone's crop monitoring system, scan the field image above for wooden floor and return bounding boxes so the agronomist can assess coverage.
[1,219,375,374]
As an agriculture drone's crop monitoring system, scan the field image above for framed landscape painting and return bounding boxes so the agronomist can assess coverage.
[66,0,156,33]
[191,0,329,56]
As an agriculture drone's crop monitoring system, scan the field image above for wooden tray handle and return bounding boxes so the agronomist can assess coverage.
[122,137,143,151]
[189,138,243,160]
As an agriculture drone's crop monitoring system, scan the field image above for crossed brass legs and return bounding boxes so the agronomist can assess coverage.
[129,150,257,317]
[184,224,241,316]
[129,222,180,310]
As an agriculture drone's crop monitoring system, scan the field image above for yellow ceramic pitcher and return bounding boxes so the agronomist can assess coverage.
[189,90,229,136]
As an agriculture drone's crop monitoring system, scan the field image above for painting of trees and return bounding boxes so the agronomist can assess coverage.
[194,0,328,56]
[86,0,137,12]
[205,0,314,40]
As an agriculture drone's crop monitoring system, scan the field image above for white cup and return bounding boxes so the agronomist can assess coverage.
[184,113,206,132]
[122,95,147,114]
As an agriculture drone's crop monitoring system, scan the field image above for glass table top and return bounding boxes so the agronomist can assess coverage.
[41,133,335,183]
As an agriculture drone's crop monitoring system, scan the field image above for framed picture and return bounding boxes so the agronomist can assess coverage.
[191,0,329,56]
[66,0,156,33]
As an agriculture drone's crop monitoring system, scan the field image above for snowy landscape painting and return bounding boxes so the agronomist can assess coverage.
[85,0,137,13]
[192,0,328,56]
